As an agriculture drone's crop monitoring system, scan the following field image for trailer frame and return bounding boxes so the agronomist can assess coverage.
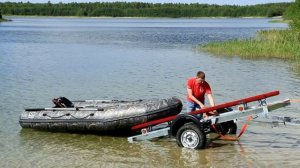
[128,93,290,149]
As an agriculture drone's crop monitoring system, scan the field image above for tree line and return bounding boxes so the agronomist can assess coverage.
[285,0,300,30]
[0,2,292,18]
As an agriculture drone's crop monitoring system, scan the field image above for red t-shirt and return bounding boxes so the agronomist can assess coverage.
[186,77,212,103]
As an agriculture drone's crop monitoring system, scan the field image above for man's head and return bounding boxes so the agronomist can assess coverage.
[196,71,205,83]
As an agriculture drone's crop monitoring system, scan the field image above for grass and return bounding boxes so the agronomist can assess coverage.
[269,19,291,23]
[0,18,12,22]
[200,29,300,60]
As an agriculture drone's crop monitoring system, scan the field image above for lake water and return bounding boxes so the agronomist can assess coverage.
[0,17,300,167]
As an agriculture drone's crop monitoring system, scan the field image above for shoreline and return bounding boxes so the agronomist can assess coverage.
[200,29,300,61]
[199,0,300,61]
[2,15,274,19]
[0,18,10,22]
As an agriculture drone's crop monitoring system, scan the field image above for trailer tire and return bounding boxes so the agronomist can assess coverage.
[176,122,206,149]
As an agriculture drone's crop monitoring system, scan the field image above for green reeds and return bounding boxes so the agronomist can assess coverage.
[0,13,6,22]
[268,19,291,23]
[0,18,11,22]
[201,29,300,60]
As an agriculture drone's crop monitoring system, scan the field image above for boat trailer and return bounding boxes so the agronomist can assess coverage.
[128,91,291,149]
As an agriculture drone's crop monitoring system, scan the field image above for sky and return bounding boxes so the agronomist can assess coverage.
[0,0,294,5]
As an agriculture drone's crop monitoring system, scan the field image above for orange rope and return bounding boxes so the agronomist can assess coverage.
[210,98,300,141]
[212,116,253,141]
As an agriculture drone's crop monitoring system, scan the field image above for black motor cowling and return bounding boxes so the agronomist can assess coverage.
[52,97,74,108]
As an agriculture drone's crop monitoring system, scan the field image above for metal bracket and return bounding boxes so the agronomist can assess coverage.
[262,105,269,118]
[259,99,267,106]
[128,127,170,143]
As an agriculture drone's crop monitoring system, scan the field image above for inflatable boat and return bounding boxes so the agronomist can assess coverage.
[19,97,182,132]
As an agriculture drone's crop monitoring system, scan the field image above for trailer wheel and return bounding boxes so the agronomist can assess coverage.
[176,123,206,149]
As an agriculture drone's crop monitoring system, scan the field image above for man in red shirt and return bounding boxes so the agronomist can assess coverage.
[186,71,217,118]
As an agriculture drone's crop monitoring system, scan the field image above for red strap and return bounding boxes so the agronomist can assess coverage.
[237,123,248,138]
[212,116,253,141]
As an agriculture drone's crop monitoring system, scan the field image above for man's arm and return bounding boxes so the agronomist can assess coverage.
[187,88,205,108]
[207,94,215,107]
[206,93,218,116]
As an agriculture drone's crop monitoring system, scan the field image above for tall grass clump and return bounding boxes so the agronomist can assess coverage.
[201,0,300,61]
[0,11,11,22]
[202,29,300,60]
[0,11,7,22]
[285,0,300,30]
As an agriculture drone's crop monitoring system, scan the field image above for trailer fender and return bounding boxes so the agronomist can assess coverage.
[170,114,210,136]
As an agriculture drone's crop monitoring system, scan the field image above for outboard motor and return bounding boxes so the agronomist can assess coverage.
[52,97,74,108]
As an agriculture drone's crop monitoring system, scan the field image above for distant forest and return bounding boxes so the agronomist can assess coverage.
[0,2,292,18]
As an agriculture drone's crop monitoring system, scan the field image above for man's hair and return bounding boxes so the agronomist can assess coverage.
[196,71,205,79]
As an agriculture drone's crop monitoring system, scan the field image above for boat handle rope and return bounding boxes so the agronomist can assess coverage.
[42,113,94,119]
